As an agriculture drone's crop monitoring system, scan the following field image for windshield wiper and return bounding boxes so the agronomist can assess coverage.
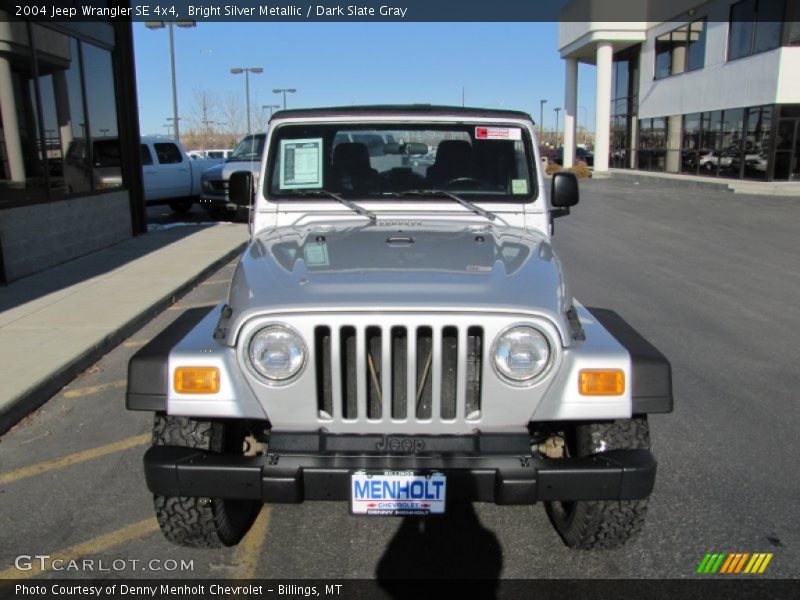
[284,189,376,221]
[388,189,497,221]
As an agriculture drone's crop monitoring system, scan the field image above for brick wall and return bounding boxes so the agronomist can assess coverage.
[0,191,132,282]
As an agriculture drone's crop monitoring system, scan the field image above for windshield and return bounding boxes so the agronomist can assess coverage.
[266,123,536,200]
[229,133,266,161]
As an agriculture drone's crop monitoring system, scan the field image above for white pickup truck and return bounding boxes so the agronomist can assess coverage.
[65,136,224,214]
[140,136,224,213]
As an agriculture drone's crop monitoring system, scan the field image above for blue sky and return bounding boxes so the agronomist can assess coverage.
[133,22,596,138]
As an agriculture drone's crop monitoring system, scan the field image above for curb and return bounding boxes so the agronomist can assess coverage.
[603,170,732,192]
[0,240,247,436]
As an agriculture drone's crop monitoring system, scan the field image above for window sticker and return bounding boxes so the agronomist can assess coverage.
[475,127,522,140]
[280,138,323,189]
[303,241,329,267]
[511,179,529,194]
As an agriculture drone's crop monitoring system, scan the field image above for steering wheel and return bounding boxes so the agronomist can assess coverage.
[441,177,491,189]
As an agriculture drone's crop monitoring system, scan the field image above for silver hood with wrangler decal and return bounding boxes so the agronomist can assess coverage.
[220,220,573,346]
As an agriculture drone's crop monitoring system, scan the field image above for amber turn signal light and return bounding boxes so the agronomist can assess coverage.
[579,369,625,396]
[174,367,220,394]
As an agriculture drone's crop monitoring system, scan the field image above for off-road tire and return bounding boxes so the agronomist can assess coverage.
[169,199,193,214]
[151,415,260,548]
[545,417,651,550]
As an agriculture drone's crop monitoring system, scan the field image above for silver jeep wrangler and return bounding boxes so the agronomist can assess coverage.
[127,106,672,550]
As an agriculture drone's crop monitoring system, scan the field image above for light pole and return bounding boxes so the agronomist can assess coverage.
[273,88,296,110]
[262,104,280,118]
[145,21,196,142]
[553,107,561,147]
[231,67,263,134]
[539,99,547,144]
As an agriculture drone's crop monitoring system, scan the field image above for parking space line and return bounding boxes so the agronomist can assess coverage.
[0,518,159,580]
[230,507,272,580]
[0,433,149,486]
[63,380,127,398]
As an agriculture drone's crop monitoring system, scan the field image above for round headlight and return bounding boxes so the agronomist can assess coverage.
[248,325,306,383]
[493,326,551,384]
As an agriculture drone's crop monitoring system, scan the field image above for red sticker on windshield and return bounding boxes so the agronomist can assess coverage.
[475,127,522,140]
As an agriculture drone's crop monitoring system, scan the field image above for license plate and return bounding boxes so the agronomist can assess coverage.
[351,471,446,516]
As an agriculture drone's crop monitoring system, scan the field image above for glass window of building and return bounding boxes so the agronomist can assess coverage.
[789,0,800,44]
[687,20,707,71]
[654,18,706,79]
[655,34,671,79]
[729,0,785,59]
[681,113,702,174]
[720,108,744,178]
[0,22,126,206]
[743,106,772,180]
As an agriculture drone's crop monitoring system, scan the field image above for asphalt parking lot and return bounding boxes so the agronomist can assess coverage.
[1,178,798,582]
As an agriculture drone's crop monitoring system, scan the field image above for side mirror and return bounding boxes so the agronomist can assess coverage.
[228,170,253,207]
[551,171,579,209]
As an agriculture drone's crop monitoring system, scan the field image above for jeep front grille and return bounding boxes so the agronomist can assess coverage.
[314,325,483,423]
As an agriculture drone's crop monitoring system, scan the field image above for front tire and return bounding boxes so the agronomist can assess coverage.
[151,415,260,548]
[545,417,651,550]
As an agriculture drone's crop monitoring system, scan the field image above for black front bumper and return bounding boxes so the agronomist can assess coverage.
[144,433,656,505]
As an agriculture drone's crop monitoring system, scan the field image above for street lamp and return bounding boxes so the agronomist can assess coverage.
[231,67,263,134]
[553,107,562,147]
[273,88,296,110]
[262,104,280,118]
[145,21,196,142]
[539,99,547,142]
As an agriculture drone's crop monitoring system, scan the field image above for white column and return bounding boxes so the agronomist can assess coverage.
[594,42,613,173]
[0,55,26,183]
[563,58,578,168]
[53,69,73,154]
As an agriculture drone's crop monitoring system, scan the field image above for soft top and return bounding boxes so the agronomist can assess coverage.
[270,105,534,122]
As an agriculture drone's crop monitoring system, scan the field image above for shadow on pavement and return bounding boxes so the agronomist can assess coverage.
[0,225,210,312]
[376,502,502,596]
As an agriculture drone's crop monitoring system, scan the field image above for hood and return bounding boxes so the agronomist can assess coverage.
[221,221,572,345]
[201,159,261,180]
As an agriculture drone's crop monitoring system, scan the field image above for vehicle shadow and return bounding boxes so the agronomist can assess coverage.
[376,501,502,597]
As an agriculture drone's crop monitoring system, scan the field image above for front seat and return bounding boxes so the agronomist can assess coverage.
[426,140,474,187]
[331,142,379,194]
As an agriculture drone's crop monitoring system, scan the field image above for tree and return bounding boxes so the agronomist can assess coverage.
[188,89,222,150]
[221,92,244,138]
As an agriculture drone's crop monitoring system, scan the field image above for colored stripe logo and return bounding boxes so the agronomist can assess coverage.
[696,552,773,574]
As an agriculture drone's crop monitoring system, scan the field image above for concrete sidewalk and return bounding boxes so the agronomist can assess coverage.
[0,223,249,434]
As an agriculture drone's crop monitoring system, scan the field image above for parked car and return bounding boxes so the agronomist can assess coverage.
[127,105,672,550]
[730,151,768,174]
[140,136,224,213]
[63,137,124,193]
[697,150,732,171]
[199,132,266,220]
[205,148,233,159]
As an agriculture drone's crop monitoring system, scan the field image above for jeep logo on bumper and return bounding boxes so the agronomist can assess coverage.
[376,436,426,453]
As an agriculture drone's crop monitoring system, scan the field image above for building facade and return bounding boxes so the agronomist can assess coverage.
[558,0,800,182]
[0,7,144,282]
